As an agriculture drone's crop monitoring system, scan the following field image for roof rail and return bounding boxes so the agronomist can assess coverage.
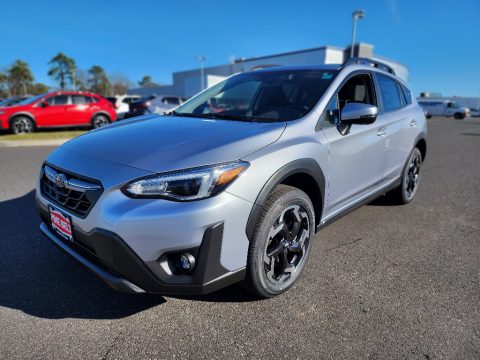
[248,64,281,71]
[343,57,396,75]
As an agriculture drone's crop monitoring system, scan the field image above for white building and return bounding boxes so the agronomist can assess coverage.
[128,43,409,98]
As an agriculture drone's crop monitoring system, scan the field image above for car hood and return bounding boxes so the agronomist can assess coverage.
[60,115,286,173]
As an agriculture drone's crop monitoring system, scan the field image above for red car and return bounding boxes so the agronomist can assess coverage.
[0,91,117,134]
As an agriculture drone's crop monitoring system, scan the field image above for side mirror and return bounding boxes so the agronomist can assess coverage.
[340,102,378,125]
[40,101,49,108]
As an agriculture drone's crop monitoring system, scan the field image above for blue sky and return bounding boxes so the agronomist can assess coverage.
[1,0,479,96]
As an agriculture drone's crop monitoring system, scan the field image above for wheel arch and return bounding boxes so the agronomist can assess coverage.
[90,111,111,123]
[414,133,427,161]
[8,112,37,130]
[8,111,36,124]
[245,159,325,240]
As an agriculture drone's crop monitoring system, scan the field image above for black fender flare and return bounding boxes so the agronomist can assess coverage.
[413,131,427,161]
[245,158,326,240]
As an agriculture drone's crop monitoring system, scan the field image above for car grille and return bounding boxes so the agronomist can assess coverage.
[40,164,103,218]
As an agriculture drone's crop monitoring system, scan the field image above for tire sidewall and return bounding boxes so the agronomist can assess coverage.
[250,188,315,296]
[91,114,110,129]
[10,116,34,134]
[400,148,422,204]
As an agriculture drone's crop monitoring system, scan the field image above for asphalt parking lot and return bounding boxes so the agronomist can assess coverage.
[0,117,479,359]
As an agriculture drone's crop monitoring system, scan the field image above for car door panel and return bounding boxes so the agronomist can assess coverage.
[378,111,409,179]
[34,95,68,127]
[374,74,413,180]
[320,71,387,215]
[67,95,91,125]
[322,122,386,213]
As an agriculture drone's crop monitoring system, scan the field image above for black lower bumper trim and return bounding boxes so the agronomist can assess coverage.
[40,223,145,293]
[39,220,245,295]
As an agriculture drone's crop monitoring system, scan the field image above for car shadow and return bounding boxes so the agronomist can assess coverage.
[0,191,165,319]
[0,191,258,319]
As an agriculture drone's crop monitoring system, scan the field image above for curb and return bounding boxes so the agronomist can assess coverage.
[0,139,71,147]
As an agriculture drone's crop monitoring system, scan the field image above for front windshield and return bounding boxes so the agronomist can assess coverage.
[17,93,47,106]
[174,69,338,122]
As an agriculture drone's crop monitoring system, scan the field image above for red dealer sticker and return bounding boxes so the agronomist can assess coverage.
[49,206,73,241]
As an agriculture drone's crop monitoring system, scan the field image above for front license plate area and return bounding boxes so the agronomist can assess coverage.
[49,206,73,242]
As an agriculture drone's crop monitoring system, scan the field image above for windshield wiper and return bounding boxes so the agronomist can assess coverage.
[203,113,254,122]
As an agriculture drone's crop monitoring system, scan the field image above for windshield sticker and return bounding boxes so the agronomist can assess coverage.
[322,73,334,80]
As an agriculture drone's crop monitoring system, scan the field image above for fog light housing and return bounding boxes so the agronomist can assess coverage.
[179,252,195,273]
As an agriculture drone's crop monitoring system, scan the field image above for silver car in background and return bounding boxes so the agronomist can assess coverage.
[36,58,427,298]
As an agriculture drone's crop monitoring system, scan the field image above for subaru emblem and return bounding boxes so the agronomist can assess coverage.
[55,174,67,188]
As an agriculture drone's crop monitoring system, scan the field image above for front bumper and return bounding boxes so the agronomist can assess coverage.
[36,149,254,294]
[38,214,245,295]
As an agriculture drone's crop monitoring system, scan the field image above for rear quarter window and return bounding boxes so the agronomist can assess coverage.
[401,84,412,105]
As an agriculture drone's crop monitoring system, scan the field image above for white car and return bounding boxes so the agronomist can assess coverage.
[106,95,141,119]
[148,95,186,114]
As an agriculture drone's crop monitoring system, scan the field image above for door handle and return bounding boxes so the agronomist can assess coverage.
[377,127,387,136]
[409,119,417,127]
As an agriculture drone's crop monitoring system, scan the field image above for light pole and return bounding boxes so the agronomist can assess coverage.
[350,10,365,58]
[195,56,207,91]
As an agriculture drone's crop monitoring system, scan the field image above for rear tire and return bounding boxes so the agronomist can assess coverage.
[386,147,422,205]
[91,114,110,129]
[243,185,315,298]
[10,116,35,134]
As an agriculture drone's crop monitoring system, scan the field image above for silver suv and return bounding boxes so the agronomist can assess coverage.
[36,58,427,298]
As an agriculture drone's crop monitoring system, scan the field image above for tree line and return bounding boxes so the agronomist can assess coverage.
[0,52,159,98]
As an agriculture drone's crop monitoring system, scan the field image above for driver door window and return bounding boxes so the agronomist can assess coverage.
[338,74,376,109]
[320,73,375,128]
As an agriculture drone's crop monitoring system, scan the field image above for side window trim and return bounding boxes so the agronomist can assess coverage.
[315,70,376,131]
[400,83,412,105]
[371,72,385,114]
[397,82,407,107]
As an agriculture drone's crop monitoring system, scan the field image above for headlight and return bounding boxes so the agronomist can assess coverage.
[122,161,249,201]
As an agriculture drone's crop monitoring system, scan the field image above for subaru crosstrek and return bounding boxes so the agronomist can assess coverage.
[36,59,427,298]
[0,91,116,134]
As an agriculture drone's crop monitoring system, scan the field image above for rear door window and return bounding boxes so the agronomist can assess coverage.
[52,95,70,105]
[377,74,402,112]
[72,95,87,105]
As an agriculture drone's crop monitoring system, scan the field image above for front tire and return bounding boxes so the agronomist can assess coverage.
[387,147,422,205]
[454,112,465,120]
[91,114,111,129]
[10,116,35,134]
[243,185,315,298]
